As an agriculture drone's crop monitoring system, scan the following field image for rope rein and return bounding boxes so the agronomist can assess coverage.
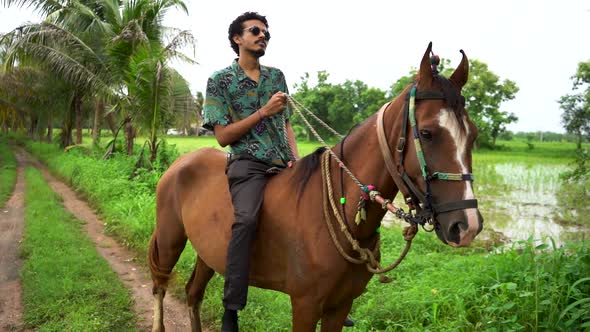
[321,151,417,274]
[285,94,418,274]
[286,95,364,189]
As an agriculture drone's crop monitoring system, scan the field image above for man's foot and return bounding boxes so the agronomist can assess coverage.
[343,316,355,327]
[221,309,238,332]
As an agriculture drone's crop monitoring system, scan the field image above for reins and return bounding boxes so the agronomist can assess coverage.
[321,150,417,274]
[284,52,477,273]
[287,94,422,275]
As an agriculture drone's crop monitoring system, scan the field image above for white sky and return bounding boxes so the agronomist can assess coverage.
[2,0,589,133]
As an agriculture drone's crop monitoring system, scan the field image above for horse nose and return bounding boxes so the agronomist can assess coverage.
[447,219,467,245]
[447,209,483,247]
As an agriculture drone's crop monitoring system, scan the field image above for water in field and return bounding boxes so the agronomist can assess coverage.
[384,161,589,245]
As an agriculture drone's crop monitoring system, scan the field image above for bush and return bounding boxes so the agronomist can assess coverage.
[557,149,590,226]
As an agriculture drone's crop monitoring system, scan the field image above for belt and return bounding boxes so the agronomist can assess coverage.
[227,153,286,168]
[228,153,257,162]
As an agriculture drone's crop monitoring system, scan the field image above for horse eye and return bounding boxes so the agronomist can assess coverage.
[420,130,432,140]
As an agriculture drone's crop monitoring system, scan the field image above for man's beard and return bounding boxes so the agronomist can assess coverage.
[252,48,265,58]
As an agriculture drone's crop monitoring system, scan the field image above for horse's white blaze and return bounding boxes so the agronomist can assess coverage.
[438,110,479,240]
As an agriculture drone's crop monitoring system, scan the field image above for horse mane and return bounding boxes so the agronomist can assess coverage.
[292,146,327,200]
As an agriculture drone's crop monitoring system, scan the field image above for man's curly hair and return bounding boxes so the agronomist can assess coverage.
[228,12,269,55]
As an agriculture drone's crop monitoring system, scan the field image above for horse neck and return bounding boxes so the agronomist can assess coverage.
[329,98,406,241]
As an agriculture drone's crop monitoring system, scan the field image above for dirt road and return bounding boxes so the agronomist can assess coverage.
[0,153,25,331]
[2,149,199,331]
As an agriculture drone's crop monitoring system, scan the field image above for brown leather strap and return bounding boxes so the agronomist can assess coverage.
[376,103,414,207]
[376,103,397,179]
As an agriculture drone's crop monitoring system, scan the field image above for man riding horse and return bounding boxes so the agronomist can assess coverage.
[148,16,483,331]
[202,11,354,331]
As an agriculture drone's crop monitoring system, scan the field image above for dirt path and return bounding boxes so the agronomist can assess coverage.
[0,153,26,332]
[20,150,194,332]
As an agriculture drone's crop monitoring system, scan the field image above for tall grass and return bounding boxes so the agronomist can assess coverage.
[21,167,137,331]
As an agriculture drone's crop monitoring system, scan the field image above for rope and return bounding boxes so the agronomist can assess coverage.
[287,95,364,189]
[287,96,345,139]
[285,94,417,274]
[321,150,417,274]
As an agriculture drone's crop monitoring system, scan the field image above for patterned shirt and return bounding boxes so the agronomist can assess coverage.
[202,59,292,166]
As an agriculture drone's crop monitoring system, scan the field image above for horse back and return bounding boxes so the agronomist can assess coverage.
[156,147,342,293]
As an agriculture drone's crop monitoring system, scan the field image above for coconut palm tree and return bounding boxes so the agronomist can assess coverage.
[2,0,195,154]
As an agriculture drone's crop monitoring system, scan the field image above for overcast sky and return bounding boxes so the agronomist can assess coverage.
[2,0,589,133]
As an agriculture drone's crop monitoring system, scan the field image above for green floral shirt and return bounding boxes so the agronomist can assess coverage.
[202,59,292,166]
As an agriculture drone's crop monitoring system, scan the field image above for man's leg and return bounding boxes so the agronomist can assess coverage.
[222,160,270,330]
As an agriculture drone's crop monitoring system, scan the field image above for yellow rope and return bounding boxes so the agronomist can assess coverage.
[321,151,417,274]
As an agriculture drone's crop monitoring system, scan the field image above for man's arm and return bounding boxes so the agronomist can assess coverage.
[285,121,299,160]
[214,92,287,147]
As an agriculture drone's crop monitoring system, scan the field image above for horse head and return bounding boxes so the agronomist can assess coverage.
[386,42,483,247]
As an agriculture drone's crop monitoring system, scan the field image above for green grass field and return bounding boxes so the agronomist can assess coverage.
[21,167,137,331]
[0,139,17,207]
[15,134,589,330]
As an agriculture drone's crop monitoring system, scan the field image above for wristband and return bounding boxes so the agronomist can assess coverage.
[257,110,264,121]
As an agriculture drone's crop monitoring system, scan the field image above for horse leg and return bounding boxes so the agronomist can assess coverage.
[148,214,187,332]
[291,296,322,332]
[186,256,215,332]
[320,301,353,332]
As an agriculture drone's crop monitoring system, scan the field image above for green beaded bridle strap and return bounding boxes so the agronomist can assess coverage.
[378,85,478,226]
[408,86,474,182]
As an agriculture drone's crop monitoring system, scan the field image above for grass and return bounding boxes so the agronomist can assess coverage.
[21,167,137,331]
[14,134,590,330]
[0,138,17,207]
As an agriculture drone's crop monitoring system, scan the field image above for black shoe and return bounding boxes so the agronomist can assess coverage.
[343,316,355,327]
[221,309,238,332]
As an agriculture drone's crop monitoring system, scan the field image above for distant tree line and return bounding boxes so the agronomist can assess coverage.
[499,131,581,142]
[2,1,587,155]
[290,58,519,149]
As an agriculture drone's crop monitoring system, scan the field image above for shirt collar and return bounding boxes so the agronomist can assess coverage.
[232,58,270,82]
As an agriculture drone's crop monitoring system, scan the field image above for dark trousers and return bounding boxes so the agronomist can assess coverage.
[223,158,279,310]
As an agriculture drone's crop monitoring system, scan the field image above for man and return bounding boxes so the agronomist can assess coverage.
[202,12,353,331]
[202,11,297,331]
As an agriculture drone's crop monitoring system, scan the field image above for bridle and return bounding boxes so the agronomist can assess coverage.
[377,85,478,228]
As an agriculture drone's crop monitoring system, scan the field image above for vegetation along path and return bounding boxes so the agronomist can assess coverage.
[18,148,193,331]
[0,152,25,331]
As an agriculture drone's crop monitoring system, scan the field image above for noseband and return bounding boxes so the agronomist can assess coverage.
[377,85,478,227]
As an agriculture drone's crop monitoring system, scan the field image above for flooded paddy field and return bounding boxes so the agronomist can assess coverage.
[384,154,589,246]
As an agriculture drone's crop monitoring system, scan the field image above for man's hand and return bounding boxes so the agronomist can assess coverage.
[260,92,287,118]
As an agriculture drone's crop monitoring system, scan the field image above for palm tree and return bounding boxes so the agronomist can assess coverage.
[2,0,195,154]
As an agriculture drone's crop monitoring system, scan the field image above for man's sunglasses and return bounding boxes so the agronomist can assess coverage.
[244,26,271,41]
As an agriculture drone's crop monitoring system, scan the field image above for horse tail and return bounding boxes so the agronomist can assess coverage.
[148,231,172,290]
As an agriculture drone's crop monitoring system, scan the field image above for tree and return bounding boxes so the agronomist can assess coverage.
[560,60,590,149]
[2,0,195,156]
[463,60,519,148]
[291,71,387,141]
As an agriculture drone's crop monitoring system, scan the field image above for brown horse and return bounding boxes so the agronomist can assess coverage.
[149,43,483,331]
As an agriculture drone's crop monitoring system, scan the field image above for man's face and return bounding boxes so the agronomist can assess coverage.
[234,19,270,58]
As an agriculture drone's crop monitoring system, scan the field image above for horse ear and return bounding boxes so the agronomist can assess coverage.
[417,42,434,88]
[450,50,469,89]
